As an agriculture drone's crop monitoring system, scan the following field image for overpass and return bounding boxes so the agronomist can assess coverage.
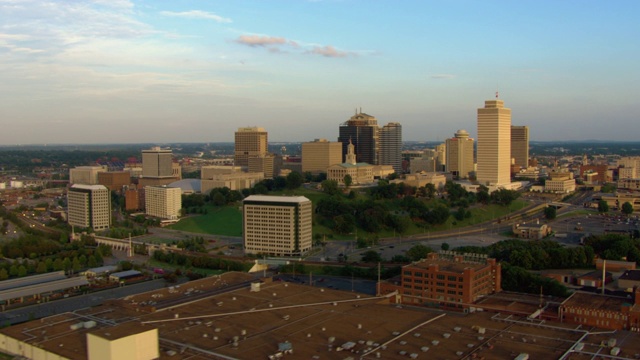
[85,235,163,257]
[548,201,573,208]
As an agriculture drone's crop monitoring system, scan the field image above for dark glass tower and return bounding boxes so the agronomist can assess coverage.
[338,112,378,165]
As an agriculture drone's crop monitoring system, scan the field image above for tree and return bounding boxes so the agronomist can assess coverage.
[426,204,450,225]
[17,265,27,277]
[303,171,314,183]
[72,257,81,273]
[361,250,382,263]
[343,174,353,189]
[598,200,609,213]
[544,206,557,220]
[212,192,226,206]
[490,188,520,206]
[0,268,7,281]
[321,180,339,195]
[406,244,432,261]
[622,202,634,216]
[36,261,47,274]
[286,172,304,190]
[441,242,450,251]
[88,255,98,268]
[53,258,63,271]
[476,185,490,204]
[424,183,436,199]
[333,214,355,235]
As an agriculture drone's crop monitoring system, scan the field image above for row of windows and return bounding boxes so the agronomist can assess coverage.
[565,308,624,320]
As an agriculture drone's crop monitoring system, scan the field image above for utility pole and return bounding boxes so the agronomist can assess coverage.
[377,262,381,296]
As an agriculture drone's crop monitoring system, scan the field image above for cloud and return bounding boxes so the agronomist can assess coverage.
[160,10,232,23]
[430,74,455,79]
[308,45,352,58]
[235,34,354,58]
[235,35,298,48]
[90,0,134,10]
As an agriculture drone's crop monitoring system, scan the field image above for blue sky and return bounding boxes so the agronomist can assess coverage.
[1,0,638,144]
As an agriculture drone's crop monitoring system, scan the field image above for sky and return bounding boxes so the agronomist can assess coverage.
[1,0,639,145]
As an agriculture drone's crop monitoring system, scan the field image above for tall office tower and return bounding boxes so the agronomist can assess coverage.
[477,99,512,186]
[511,125,529,169]
[380,122,403,174]
[67,184,111,231]
[145,186,182,220]
[445,129,474,178]
[234,127,268,167]
[142,147,173,178]
[301,139,343,175]
[338,112,378,165]
[435,143,447,172]
[243,195,312,256]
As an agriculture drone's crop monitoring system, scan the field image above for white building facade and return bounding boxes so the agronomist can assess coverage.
[145,186,182,220]
[243,195,312,257]
[67,184,111,230]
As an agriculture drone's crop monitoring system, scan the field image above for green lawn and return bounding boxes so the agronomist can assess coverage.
[169,206,242,236]
[166,189,534,242]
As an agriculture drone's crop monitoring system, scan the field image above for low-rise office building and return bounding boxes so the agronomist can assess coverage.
[243,195,312,257]
[380,251,501,310]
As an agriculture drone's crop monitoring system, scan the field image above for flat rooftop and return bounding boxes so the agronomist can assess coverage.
[409,258,490,273]
[562,292,632,311]
[3,273,640,359]
[243,195,310,204]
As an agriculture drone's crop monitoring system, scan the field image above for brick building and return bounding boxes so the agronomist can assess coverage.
[379,251,501,311]
[559,289,640,331]
[580,164,610,183]
[97,171,131,191]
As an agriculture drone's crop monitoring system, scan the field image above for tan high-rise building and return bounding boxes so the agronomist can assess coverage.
[248,153,275,179]
[234,127,268,167]
[69,166,106,185]
[145,186,182,220]
[435,143,446,172]
[67,184,111,231]
[477,99,511,186]
[142,147,173,178]
[511,125,529,169]
[445,129,474,178]
[243,195,312,256]
[301,139,343,175]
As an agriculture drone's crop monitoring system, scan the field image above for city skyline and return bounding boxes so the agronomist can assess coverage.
[1,1,639,145]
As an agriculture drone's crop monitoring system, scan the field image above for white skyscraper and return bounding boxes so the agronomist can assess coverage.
[476,99,511,186]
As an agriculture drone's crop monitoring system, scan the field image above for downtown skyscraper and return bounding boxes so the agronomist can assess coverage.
[234,127,268,167]
[338,111,402,173]
[380,122,402,174]
[476,99,511,186]
[511,125,529,169]
[445,129,474,179]
[338,111,379,165]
